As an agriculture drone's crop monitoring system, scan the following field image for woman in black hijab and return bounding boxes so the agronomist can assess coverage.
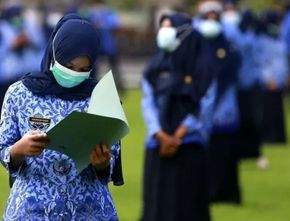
[195,1,242,204]
[258,10,288,144]
[140,12,213,221]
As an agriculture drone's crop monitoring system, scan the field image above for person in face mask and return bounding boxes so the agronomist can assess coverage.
[195,0,243,204]
[221,2,241,26]
[140,12,213,221]
[221,2,242,41]
[0,13,123,221]
[196,0,223,39]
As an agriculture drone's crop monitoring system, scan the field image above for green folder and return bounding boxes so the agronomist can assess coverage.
[47,71,130,173]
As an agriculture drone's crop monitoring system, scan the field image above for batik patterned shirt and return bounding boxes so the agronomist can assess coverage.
[0,81,120,221]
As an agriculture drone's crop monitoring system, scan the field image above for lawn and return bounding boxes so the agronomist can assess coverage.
[1,89,290,221]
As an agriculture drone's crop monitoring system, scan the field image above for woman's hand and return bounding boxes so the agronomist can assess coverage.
[90,144,112,171]
[10,130,49,168]
[156,130,181,157]
[267,79,278,91]
[174,125,188,140]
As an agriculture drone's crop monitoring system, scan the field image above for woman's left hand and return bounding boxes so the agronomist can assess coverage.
[90,144,112,171]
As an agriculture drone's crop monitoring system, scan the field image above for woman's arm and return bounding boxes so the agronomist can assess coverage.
[10,131,49,169]
[0,84,49,172]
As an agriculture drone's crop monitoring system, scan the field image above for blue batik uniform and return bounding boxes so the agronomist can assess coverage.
[0,81,120,221]
[212,85,239,132]
[225,29,261,90]
[223,9,264,159]
[257,34,289,90]
[0,13,45,82]
[0,13,123,221]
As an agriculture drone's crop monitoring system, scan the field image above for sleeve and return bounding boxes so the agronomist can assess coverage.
[181,81,216,139]
[141,79,161,138]
[94,140,122,185]
[273,42,289,88]
[199,81,217,141]
[181,114,202,133]
[0,85,22,177]
[111,141,124,186]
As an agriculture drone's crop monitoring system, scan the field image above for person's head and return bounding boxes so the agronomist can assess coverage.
[1,3,24,28]
[197,0,223,38]
[258,9,282,38]
[156,12,193,52]
[221,2,241,26]
[45,14,99,88]
[239,9,257,33]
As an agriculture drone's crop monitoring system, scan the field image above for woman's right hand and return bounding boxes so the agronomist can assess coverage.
[10,130,49,168]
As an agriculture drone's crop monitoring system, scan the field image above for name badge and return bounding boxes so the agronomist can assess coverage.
[29,116,51,131]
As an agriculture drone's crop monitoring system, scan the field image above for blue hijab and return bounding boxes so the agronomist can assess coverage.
[22,13,100,100]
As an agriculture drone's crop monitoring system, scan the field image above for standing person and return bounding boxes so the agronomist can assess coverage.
[228,9,264,162]
[0,13,123,220]
[0,3,45,109]
[196,0,242,204]
[221,1,242,41]
[140,12,214,221]
[258,10,289,144]
[86,0,124,92]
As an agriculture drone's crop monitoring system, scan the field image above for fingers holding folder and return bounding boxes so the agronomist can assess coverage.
[90,144,112,171]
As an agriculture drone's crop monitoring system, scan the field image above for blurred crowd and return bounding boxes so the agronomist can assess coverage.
[140,0,290,220]
[0,0,124,107]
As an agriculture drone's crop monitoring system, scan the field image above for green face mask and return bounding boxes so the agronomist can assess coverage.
[50,61,91,88]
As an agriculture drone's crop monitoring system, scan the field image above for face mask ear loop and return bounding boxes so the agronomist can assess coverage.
[177,24,194,41]
[52,32,58,64]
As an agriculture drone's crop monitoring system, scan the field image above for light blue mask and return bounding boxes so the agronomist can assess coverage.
[156,24,193,52]
[50,61,91,88]
[199,19,222,38]
[157,27,180,52]
[50,34,91,88]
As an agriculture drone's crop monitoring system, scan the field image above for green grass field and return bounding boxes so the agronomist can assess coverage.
[1,89,290,221]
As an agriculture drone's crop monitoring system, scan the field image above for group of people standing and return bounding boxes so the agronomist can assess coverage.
[140,0,289,220]
[0,0,123,109]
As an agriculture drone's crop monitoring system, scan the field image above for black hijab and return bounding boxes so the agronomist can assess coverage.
[22,13,100,100]
[159,13,213,102]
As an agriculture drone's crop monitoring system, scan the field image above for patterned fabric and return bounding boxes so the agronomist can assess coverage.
[256,34,289,89]
[212,86,240,132]
[0,81,120,221]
